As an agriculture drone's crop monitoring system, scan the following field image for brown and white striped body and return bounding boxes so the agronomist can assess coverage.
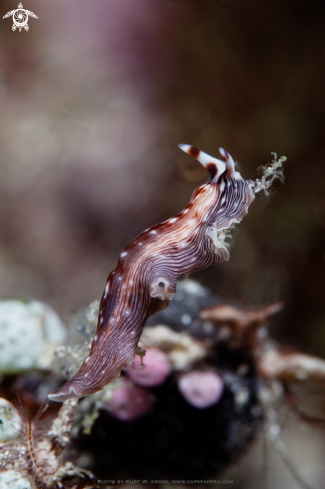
[49,146,256,401]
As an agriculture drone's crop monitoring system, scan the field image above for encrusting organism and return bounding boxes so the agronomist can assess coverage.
[0,398,95,488]
[125,347,172,387]
[201,300,325,489]
[27,277,322,485]
[0,299,66,375]
[49,146,285,401]
[64,280,296,481]
[178,371,224,409]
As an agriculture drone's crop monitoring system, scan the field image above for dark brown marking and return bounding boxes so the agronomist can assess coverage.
[188,146,200,158]
[206,163,217,180]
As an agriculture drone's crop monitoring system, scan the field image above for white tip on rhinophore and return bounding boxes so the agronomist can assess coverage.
[219,147,235,173]
[178,144,191,153]
[178,144,226,181]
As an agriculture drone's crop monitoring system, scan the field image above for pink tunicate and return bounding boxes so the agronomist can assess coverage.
[178,371,224,409]
[107,378,155,421]
[125,347,172,387]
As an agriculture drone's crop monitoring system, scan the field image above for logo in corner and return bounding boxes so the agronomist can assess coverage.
[3,3,38,32]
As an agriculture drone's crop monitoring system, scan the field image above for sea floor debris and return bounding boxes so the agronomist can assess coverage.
[1,279,325,488]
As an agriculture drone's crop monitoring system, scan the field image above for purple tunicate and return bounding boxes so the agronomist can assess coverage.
[107,378,155,421]
[125,347,172,387]
[178,371,224,409]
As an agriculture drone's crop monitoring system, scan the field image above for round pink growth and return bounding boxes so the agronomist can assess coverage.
[126,347,172,387]
[178,371,223,409]
[107,378,155,421]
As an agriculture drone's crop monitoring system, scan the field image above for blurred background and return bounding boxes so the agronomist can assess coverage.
[0,0,325,487]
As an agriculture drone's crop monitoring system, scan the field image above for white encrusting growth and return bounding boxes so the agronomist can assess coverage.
[207,227,231,257]
[251,152,286,200]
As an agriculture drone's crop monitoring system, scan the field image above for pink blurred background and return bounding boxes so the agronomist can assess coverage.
[1,2,325,484]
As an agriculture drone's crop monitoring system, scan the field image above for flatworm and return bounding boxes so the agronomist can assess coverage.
[49,145,285,401]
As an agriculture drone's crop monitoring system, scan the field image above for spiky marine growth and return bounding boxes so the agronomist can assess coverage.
[253,152,286,200]
[49,146,285,402]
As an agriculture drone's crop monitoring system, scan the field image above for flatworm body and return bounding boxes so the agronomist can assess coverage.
[49,146,281,402]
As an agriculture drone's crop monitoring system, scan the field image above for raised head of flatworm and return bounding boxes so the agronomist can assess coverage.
[49,146,285,401]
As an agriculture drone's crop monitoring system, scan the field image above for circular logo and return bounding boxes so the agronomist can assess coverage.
[3,3,38,33]
[13,9,28,28]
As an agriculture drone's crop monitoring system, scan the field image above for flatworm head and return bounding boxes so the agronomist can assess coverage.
[49,146,283,402]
